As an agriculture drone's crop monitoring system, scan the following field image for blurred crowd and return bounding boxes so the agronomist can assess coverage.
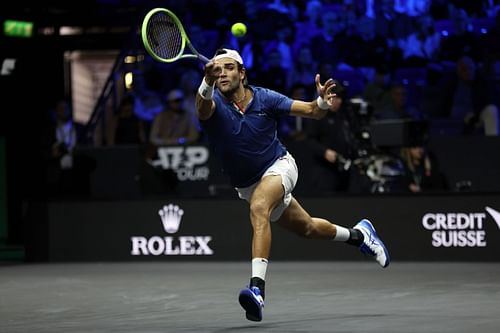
[48,0,500,196]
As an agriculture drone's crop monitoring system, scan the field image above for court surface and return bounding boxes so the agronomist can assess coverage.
[1,261,499,332]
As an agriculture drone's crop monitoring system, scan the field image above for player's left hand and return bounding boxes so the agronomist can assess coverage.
[315,74,336,100]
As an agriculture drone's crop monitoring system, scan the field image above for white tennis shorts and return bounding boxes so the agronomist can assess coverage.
[235,152,298,222]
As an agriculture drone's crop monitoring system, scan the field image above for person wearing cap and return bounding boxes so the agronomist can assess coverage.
[196,48,390,322]
[149,89,200,146]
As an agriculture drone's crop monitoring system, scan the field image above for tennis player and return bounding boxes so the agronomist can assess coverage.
[195,48,390,322]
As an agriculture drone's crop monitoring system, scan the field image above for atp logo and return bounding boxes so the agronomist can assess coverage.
[150,146,210,181]
[130,203,214,256]
[422,206,500,247]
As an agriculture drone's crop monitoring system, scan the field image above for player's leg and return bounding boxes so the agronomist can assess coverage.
[248,174,284,259]
[276,197,362,243]
[239,174,284,321]
[277,198,390,268]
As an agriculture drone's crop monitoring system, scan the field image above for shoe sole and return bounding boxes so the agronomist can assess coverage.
[239,289,263,322]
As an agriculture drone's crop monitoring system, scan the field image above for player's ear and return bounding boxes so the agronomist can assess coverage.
[241,68,248,85]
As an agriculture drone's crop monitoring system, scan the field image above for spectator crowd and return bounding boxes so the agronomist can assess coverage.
[53,0,500,195]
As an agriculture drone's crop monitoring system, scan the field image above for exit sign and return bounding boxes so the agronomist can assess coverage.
[4,20,33,38]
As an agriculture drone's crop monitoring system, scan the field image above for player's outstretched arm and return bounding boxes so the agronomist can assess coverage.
[289,74,336,119]
[196,60,220,120]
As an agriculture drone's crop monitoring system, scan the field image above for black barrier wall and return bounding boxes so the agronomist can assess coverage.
[27,194,500,262]
[71,136,500,200]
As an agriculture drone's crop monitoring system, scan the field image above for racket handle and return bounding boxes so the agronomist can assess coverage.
[198,54,210,63]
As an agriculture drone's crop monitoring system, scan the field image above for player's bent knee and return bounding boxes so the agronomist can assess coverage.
[249,199,272,219]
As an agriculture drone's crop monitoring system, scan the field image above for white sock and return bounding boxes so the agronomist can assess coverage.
[252,257,268,280]
[333,225,350,242]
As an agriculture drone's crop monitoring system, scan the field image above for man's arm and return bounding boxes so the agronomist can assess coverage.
[289,74,336,120]
[195,60,221,121]
[290,100,328,120]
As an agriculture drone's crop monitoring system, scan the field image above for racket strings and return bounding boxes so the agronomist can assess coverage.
[147,13,183,60]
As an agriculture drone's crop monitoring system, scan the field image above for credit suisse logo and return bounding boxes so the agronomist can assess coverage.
[421,206,500,247]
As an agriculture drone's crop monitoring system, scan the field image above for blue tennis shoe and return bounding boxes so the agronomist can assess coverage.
[238,286,265,321]
[354,219,390,268]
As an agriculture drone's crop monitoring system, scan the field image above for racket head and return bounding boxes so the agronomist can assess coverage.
[141,8,191,63]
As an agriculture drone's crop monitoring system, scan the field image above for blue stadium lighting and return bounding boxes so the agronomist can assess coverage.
[480,28,487,34]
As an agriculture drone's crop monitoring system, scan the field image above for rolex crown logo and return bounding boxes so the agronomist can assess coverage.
[159,204,184,234]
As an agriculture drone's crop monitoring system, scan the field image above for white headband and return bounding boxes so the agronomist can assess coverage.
[213,48,244,65]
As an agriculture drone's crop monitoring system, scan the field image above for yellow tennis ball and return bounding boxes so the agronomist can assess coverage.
[231,22,247,37]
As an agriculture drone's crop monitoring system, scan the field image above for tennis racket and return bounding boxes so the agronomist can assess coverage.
[141,8,210,64]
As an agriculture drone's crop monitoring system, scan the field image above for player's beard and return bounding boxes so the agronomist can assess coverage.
[217,78,241,100]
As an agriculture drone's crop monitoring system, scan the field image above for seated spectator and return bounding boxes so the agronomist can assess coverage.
[440,7,481,62]
[400,145,448,193]
[310,10,342,65]
[252,48,288,94]
[479,11,500,72]
[293,0,323,51]
[278,83,311,141]
[394,0,431,17]
[399,14,441,64]
[362,65,392,113]
[373,82,420,120]
[264,24,294,71]
[49,99,77,171]
[112,94,146,145]
[130,71,163,123]
[286,44,317,94]
[240,37,265,80]
[149,89,200,146]
[188,24,220,61]
[46,99,93,197]
[356,16,390,68]
[418,63,447,119]
[179,67,204,137]
[442,56,499,136]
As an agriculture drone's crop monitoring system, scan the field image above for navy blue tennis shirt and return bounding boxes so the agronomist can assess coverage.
[201,86,294,187]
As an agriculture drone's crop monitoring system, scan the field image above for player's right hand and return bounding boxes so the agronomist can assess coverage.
[204,60,222,85]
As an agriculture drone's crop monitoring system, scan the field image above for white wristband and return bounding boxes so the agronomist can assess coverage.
[198,79,214,100]
[316,96,329,110]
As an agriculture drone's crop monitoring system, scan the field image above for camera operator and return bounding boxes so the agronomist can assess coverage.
[304,81,362,193]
